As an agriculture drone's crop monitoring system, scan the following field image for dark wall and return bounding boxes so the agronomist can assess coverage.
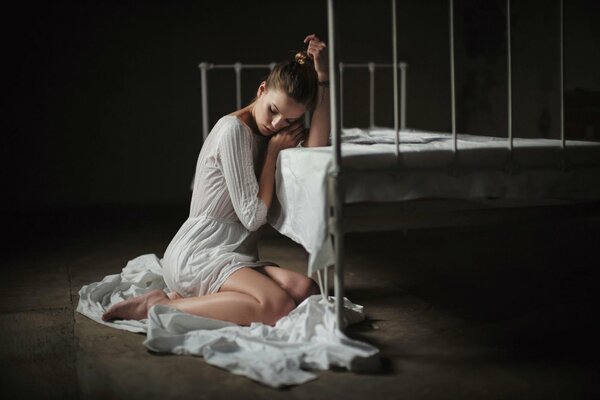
[3,0,598,212]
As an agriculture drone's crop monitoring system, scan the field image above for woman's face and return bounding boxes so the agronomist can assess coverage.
[253,82,306,137]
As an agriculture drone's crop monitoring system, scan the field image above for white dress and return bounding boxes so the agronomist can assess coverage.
[162,115,277,297]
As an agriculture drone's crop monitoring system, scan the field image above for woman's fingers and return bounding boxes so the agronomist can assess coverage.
[306,38,326,55]
[305,34,327,58]
[274,125,307,149]
[284,121,304,134]
[304,34,318,44]
[304,34,328,77]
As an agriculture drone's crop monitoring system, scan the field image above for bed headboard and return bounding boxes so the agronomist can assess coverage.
[197,61,407,141]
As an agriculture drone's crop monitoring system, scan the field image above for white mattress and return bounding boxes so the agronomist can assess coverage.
[267,128,600,274]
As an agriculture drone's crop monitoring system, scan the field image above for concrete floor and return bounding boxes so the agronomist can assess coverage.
[1,205,599,399]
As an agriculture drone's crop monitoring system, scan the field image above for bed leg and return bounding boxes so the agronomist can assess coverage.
[334,230,345,332]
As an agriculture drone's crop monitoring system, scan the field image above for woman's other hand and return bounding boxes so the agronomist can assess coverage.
[304,34,328,81]
[268,122,306,153]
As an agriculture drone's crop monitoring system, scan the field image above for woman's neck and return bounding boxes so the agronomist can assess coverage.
[230,104,259,135]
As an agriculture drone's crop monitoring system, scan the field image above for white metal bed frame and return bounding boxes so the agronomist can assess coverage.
[325,0,599,331]
[197,0,600,332]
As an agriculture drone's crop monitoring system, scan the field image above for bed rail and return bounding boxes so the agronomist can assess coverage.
[198,61,408,141]
[338,63,407,131]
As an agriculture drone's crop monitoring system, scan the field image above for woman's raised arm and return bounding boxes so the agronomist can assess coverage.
[304,34,330,148]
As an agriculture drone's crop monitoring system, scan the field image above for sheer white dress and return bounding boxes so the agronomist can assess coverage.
[162,116,278,297]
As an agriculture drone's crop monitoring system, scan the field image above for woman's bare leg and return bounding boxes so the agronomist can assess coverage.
[102,267,296,326]
[256,266,320,305]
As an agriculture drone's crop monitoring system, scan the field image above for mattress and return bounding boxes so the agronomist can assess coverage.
[267,128,600,274]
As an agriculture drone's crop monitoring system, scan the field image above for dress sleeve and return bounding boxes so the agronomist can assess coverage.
[218,120,268,231]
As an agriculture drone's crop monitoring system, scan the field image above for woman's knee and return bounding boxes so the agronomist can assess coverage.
[286,276,320,304]
[259,267,320,304]
[306,278,320,296]
[219,266,297,325]
[260,291,296,326]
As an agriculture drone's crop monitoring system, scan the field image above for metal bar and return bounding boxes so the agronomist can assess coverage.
[333,223,345,329]
[400,63,407,130]
[560,0,566,151]
[507,0,513,153]
[327,0,345,332]
[209,62,407,69]
[341,200,600,233]
[340,63,345,129]
[209,64,274,69]
[317,270,327,301]
[234,62,242,110]
[328,0,342,173]
[324,265,329,300]
[342,63,407,68]
[449,0,457,155]
[199,62,210,141]
[392,0,400,159]
[369,62,375,128]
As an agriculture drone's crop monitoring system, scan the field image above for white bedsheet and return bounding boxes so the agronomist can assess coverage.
[268,128,600,274]
[77,254,378,388]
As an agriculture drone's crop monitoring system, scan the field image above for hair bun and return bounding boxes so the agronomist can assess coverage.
[295,51,309,65]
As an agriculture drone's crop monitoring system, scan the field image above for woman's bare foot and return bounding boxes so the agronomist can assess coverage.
[167,291,183,300]
[102,289,168,321]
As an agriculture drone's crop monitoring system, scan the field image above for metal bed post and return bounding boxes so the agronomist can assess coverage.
[199,62,210,141]
[400,62,407,130]
[234,62,242,110]
[392,0,399,159]
[449,0,457,159]
[339,62,345,130]
[507,0,514,164]
[559,0,567,170]
[327,0,345,332]
[368,62,376,128]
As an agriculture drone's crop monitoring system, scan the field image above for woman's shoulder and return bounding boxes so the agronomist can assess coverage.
[214,115,246,131]
[214,115,255,136]
[213,115,254,149]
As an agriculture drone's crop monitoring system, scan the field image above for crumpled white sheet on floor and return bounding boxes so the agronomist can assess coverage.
[77,254,167,333]
[77,253,379,387]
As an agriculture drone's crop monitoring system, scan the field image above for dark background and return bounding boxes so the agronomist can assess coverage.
[3,0,599,213]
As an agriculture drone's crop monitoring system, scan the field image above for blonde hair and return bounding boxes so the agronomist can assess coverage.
[264,51,319,112]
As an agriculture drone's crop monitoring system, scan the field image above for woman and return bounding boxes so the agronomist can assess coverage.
[102,34,330,326]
